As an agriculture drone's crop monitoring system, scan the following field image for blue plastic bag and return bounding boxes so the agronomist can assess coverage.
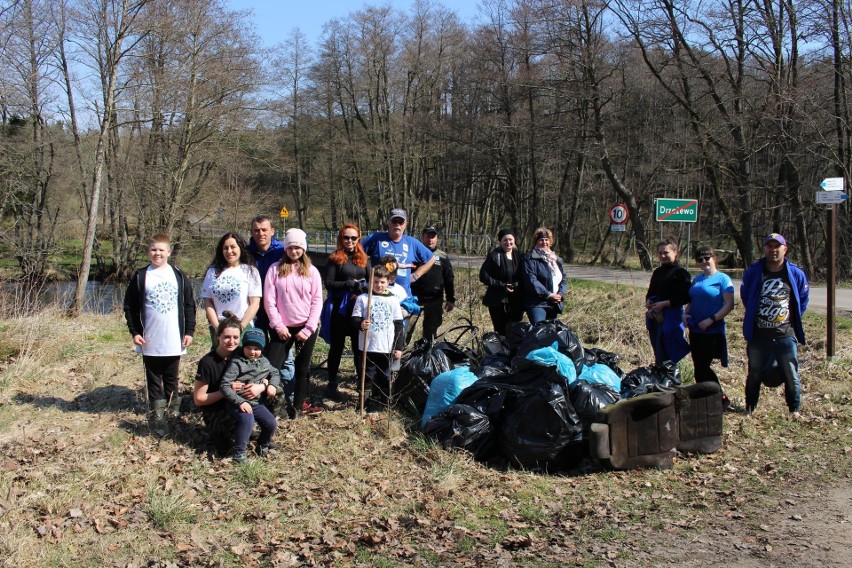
[421,366,479,428]
[523,345,577,384]
[577,362,621,391]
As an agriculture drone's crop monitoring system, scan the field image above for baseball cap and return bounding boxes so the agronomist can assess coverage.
[763,233,787,247]
[389,208,408,222]
[422,226,438,235]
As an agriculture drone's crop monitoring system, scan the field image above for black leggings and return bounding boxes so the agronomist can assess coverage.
[326,311,361,383]
[266,325,318,408]
[689,333,723,385]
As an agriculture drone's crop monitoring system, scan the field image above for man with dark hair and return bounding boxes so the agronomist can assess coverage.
[411,226,455,340]
[741,233,809,420]
[247,215,285,336]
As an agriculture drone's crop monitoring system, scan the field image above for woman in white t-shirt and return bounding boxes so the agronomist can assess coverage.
[201,232,262,343]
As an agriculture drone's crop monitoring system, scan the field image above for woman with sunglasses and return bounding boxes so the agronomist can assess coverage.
[522,227,568,324]
[322,224,368,400]
[645,237,692,364]
[683,245,734,409]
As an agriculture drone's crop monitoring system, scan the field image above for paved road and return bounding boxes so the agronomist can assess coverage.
[447,254,851,316]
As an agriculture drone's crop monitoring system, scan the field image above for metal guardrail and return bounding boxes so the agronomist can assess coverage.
[277,230,495,257]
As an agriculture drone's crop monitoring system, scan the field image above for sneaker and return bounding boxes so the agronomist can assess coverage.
[256,445,270,457]
[231,452,248,463]
[301,401,324,415]
[790,411,801,421]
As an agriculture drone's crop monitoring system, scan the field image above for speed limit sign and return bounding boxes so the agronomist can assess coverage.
[609,204,629,224]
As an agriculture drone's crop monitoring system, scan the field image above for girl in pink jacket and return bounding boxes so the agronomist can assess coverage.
[264,228,324,418]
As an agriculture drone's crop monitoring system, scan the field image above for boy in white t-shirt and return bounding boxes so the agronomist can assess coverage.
[123,234,196,435]
[351,265,404,410]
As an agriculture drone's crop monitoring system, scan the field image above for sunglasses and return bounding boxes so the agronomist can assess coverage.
[696,255,713,262]
[341,235,358,241]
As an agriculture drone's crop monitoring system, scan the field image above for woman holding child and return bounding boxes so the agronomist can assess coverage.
[200,232,262,343]
[264,228,324,419]
[323,224,368,401]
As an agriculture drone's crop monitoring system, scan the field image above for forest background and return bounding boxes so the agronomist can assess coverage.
[3,0,852,314]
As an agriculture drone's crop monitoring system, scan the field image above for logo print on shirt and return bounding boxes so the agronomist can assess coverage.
[757,277,790,327]
[147,281,178,314]
[211,274,242,303]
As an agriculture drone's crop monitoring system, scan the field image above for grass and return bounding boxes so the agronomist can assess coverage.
[0,281,849,565]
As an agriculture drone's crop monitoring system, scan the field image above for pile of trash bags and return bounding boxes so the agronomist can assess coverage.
[412,320,687,471]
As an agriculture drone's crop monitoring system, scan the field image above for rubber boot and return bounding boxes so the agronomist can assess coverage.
[149,399,169,437]
[167,395,183,418]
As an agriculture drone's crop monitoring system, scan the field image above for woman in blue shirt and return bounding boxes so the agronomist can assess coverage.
[683,245,735,409]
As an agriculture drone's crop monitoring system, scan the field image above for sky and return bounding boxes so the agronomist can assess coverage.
[226,0,484,49]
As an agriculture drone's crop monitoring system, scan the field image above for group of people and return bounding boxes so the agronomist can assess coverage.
[644,234,809,419]
[122,208,809,462]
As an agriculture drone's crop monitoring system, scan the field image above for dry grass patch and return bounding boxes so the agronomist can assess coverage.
[0,280,848,566]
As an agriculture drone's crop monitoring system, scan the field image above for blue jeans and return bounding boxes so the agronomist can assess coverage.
[527,306,559,325]
[745,336,801,412]
[227,403,278,454]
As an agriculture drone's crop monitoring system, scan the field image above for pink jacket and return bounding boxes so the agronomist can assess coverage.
[264,262,323,335]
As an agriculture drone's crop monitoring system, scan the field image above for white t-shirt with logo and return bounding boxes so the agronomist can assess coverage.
[352,292,403,353]
[141,265,184,356]
[200,264,262,321]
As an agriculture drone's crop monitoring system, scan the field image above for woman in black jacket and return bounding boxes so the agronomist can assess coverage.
[322,224,368,400]
[479,228,524,335]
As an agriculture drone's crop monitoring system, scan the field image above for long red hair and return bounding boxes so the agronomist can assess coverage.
[328,224,368,267]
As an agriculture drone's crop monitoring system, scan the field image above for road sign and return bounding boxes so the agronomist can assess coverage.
[820,177,845,192]
[610,224,626,232]
[655,198,698,222]
[279,206,290,219]
[816,191,849,204]
[609,204,629,225]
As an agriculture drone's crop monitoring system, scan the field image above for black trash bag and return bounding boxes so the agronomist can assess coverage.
[474,354,514,380]
[515,320,585,374]
[500,376,583,469]
[480,332,510,357]
[569,379,620,424]
[504,321,532,353]
[423,404,494,460]
[620,360,681,399]
[396,339,479,413]
[583,348,626,380]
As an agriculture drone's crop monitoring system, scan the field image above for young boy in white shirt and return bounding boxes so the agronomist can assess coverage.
[351,265,404,410]
[123,233,196,435]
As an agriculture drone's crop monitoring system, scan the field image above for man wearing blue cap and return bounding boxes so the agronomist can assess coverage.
[362,208,435,295]
[740,233,810,419]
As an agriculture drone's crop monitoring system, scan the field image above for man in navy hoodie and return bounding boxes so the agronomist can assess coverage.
[741,233,809,419]
[247,215,285,338]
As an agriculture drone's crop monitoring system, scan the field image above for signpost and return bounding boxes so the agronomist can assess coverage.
[820,178,846,358]
[655,198,699,267]
[655,198,698,222]
[609,203,629,233]
[815,192,848,205]
[279,206,289,232]
[820,177,844,192]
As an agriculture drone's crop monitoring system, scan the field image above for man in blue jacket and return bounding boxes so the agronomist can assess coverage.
[740,233,809,419]
[247,215,285,337]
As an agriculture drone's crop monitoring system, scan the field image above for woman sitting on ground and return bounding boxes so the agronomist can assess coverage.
[193,317,269,454]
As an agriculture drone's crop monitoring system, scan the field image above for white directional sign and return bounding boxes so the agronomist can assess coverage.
[820,177,844,192]
[816,191,849,204]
